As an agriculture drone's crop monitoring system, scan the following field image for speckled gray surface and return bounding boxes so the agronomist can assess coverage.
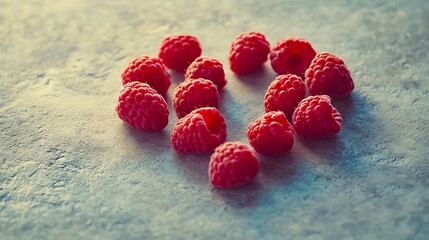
[1,0,429,239]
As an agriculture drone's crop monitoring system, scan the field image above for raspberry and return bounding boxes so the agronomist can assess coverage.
[185,56,227,89]
[264,74,306,118]
[209,142,259,188]
[121,55,171,96]
[171,107,226,153]
[173,78,220,118]
[305,52,354,99]
[270,37,316,77]
[246,111,294,156]
[292,95,342,138]
[159,34,202,72]
[115,82,169,131]
[228,31,270,75]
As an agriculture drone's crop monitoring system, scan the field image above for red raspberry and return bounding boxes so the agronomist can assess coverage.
[270,37,316,77]
[185,56,227,90]
[173,78,220,118]
[246,111,294,156]
[209,142,259,188]
[292,95,342,138]
[264,74,306,118]
[171,107,226,153]
[305,52,354,99]
[115,81,169,131]
[228,31,270,75]
[121,55,171,96]
[159,34,202,72]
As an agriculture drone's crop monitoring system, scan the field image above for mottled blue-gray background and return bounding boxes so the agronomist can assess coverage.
[1,0,428,239]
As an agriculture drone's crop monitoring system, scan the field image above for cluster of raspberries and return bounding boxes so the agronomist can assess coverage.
[115,32,354,189]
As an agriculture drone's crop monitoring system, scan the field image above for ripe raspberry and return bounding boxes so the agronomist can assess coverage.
[292,95,342,138]
[270,37,316,77]
[185,56,227,89]
[264,74,306,118]
[305,52,354,99]
[246,111,294,156]
[228,31,270,75]
[173,78,220,118]
[121,55,171,96]
[209,142,259,188]
[115,82,169,131]
[171,107,226,153]
[159,34,202,72]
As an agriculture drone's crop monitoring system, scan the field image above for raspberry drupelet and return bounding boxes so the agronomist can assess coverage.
[292,95,342,138]
[305,52,354,99]
[121,55,171,96]
[209,142,259,188]
[171,107,226,154]
[173,78,220,119]
[264,74,306,118]
[270,37,316,77]
[115,81,169,131]
[247,111,294,156]
[229,31,270,75]
[185,56,227,90]
[159,34,202,72]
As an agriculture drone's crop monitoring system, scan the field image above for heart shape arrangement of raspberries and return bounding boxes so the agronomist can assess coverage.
[115,32,355,189]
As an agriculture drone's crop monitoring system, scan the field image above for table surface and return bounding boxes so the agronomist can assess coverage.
[1,0,428,239]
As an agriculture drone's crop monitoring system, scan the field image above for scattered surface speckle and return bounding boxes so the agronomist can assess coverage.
[1,0,428,239]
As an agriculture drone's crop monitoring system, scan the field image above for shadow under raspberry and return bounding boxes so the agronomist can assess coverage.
[122,124,171,154]
[210,181,263,209]
[208,153,297,209]
[171,152,213,187]
[168,69,186,84]
[234,65,276,91]
[257,152,298,188]
[297,91,380,176]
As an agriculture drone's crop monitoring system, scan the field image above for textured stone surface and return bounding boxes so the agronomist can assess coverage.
[1,0,428,239]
